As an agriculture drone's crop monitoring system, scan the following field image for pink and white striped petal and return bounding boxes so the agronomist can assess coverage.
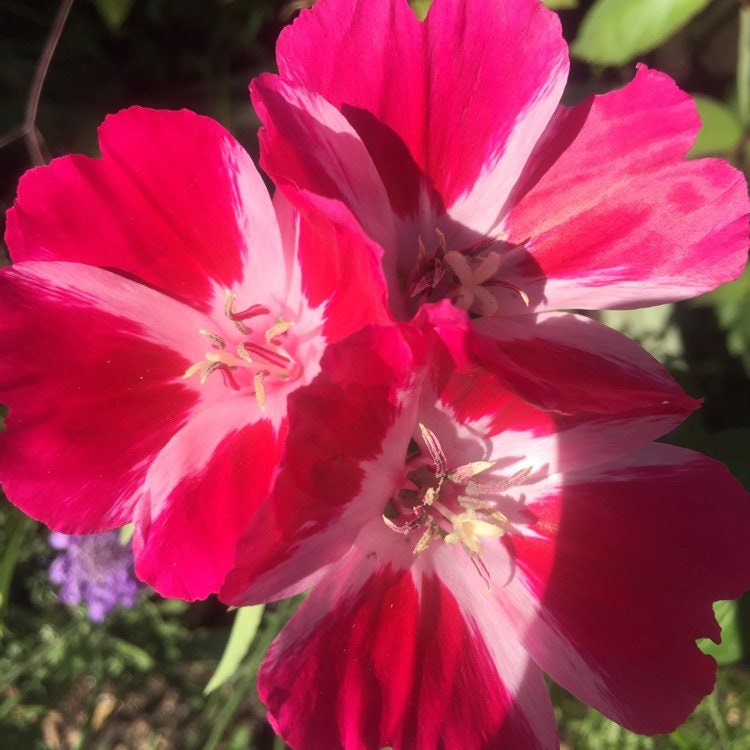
[0,262,211,531]
[6,107,283,313]
[133,409,281,600]
[275,0,568,226]
[252,75,398,266]
[0,261,283,599]
[259,554,558,750]
[509,444,750,734]
[502,66,750,310]
[470,310,698,418]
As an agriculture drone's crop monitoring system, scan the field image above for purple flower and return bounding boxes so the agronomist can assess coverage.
[49,530,140,621]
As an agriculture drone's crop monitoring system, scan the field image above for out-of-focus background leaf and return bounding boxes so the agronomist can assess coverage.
[90,0,135,32]
[689,95,743,157]
[572,0,712,66]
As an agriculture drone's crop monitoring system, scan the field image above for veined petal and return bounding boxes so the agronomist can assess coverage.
[510,444,750,734]
[6,107,282,312]
[276,0,568,225]
[0,261,209,531]
[252,75,396,259]
[259,559,557,750]
[409,310,695,480]
[220,322,422,604]
[470,311,698,418]
[503,66,750,310]
[133,410,282,600]
[274,189,394,341]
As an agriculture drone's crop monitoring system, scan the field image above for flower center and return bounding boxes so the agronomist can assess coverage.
[383,423,530,588]
[183,291,297,409]
[406,230,529,317]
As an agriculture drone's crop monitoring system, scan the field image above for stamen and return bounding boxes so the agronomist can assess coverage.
[254,371,266,411]
[408,231,530,315]
[183,361,207,380]
[383,424,530,591]
[447,460,495,484]
[465,466,532,497]
[184,292,299,402]
[265,319,293,344]
[418,423,447,476]
[240,342,291,370]
[487,278,530,307]
[232,303,271,321]
[199,329,225,349]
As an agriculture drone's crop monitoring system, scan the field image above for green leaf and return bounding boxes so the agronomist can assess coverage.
[111,636,156,671]
[409,0,432,20]
[698,600,744,666]
[542,0,578,8]
[599,304,684,366]
[572,0,711,67]
[698,267,750,374]
[118,523,134,545]
[0,513,33,630]
[90,0,135,32]
[688,96,742,158]
[204,605,264,694]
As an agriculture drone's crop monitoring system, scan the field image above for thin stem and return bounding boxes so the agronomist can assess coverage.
[737,5,750,127]
[23,0,76,165]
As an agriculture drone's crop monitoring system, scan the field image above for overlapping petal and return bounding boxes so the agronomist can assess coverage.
[1,107,391,600]
[502,66,750,310]
[511,444,750,733]
[274,0,567,219]
[259,558,558,750]
[252,0,749,321]
[220,322,421,603]
[6,107,283,312]
[469,310,698,418]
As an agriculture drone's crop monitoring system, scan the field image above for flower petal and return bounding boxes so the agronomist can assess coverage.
[6,107,281,312]
[273,189,394,340]
[0,261,206,531]
[0,261,285,600]
[275,0,568,223]
[470,310,698,419]
[511,444,750,733]
[133,410,281,600]
[252,75,398,261]
[220,322,423,604]
[259,558,557,750]
[503,66,750,310]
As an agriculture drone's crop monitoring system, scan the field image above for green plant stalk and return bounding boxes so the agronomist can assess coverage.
[738,5,750,127]
[0,513,34,631]
[706,689,732,750]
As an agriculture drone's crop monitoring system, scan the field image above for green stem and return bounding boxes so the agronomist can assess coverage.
[706,688,732,750]
[737,5,750,127]
[0,512,34,632]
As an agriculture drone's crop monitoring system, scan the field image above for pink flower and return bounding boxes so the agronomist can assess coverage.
[0,107,388,600]
[221,308,750,749]
[247,0,749,411]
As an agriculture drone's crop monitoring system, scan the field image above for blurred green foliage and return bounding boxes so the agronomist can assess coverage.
[572,0,712,66]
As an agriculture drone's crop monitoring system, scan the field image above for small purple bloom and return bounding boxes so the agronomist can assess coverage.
[49,530,140,621]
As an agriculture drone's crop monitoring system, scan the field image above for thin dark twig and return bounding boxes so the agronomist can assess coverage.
[0,0,76,165]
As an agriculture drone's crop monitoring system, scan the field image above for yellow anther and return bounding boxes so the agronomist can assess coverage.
[254,371,266,411]
[265,319,293,343]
